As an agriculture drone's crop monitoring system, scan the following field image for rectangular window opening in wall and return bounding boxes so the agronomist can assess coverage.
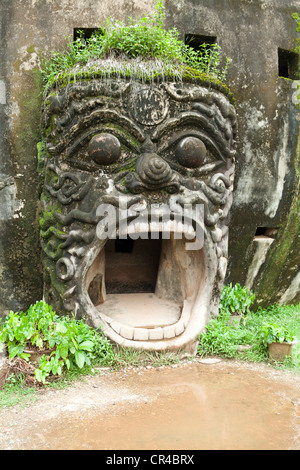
[255,227,278,239]
[73,28,103,42]
[185,34,217,53]
[278,48,299,79]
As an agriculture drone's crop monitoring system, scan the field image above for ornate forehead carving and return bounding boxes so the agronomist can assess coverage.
[43,80,237,168]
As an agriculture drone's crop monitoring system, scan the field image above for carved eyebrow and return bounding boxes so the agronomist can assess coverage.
[76,110,145,141]
[46,110,145,156]
[152,112,216,140]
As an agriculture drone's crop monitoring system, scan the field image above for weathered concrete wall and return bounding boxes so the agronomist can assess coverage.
[0,0,157,315]
[165,0,300,306]
[0,0,299,315]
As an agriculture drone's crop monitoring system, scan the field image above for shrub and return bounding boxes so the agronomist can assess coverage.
[219,283,255,316]
[0,301,115,384]
[259,322,295,347]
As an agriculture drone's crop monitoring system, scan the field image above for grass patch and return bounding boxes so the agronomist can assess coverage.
[107,347,181,370]
[198,303,300,372]
[0,377,38,410]
[0,348,180,409]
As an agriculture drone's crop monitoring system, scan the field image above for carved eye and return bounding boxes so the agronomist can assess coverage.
[175,136,207,168]
[88,133,121,165]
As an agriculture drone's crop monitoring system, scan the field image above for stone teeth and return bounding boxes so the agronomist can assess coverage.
[133,328,149,341]
[132,222,149,234]
[103,297,192,341]
[185,224,196,237]
[110,321,122,334]
[148,328,164,340]
[117,220,196,240]
[127,224,136,235]
[106,318,187,341]
[175,321,185,336]
[119,324,134,340]
[163,325,176,339]
[162,219,175,233]
[101,313,112,324]
[174,220,184,233]
[149,222,161,233]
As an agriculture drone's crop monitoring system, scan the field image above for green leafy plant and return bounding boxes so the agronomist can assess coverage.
[198,302,300,369]
[0,301,115,384]
[259,322,295,347]
[41,1,231,91]
[219,283,255,316]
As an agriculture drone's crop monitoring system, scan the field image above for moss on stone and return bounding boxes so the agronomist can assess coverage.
[4,67,44,308]
[44,64,235,105]
[26,45,35,54]
[43,257,67,298]
[252,127,300,306]
[39,207,59,232]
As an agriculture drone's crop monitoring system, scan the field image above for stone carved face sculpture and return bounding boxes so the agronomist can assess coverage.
[41,75,237,353]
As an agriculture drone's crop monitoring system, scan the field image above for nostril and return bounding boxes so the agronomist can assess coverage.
[136,153,173,185]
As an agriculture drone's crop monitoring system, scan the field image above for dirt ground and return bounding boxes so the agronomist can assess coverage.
[0,358,299,450]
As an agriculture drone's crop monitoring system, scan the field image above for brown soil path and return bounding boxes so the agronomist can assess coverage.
[0,359,299,450]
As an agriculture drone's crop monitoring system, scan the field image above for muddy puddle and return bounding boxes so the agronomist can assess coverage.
[1,360,300,450]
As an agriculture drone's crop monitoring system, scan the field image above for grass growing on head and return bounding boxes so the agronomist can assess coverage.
[41,1,231,92]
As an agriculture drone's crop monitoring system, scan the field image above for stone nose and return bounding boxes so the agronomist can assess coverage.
[136,153,173,187]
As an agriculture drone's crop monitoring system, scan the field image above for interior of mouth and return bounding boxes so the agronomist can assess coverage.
[86,230,205,340]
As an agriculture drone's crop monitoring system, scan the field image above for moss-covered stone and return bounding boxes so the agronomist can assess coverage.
[0,67,44,312]
[44,64,235,105]
[251,127,300,307]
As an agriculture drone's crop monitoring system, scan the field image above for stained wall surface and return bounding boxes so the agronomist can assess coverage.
[0,0,299,314]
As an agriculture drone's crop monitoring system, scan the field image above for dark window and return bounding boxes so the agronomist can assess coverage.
[278,48,299,79]
[73,28,102,42]
[185,34,217,52]
[255,227,278,239]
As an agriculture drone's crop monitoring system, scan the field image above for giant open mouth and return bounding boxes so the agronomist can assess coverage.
[81,216,216,353]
